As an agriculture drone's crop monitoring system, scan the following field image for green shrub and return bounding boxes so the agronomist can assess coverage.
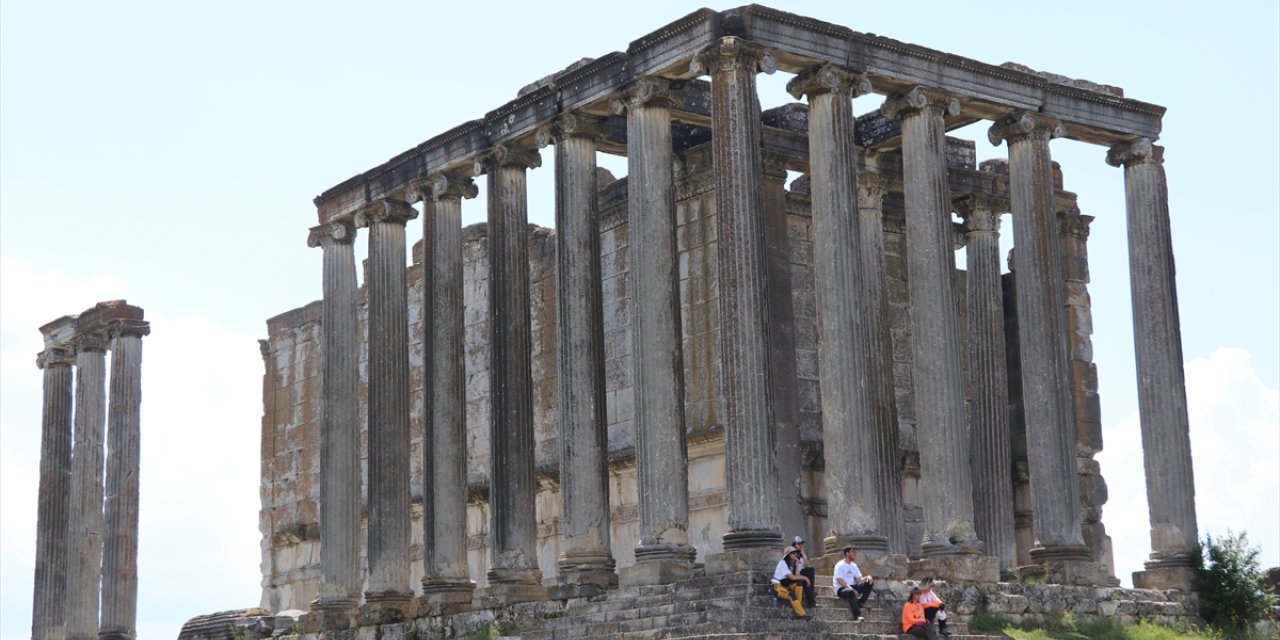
[1195,531,1276,633]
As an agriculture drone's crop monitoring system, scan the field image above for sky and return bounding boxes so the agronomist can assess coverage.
[1,1,1277,638]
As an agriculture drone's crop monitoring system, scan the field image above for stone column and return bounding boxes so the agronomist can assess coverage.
[536,114,618,597]
[692,36,782,555]
[789,65,888,556]
[65,328,109,640]
[855,169,908,558]
[411,171,479,614]
[100,310,149,640]
[477,144,547,603]
[355,198,418,617]
[956,194,1018,575]
[990,112,1092,579]
[882,88,990,578]
[306,219,361,625]
[611,77,697,585]
[32,318,76,640]
[1107,138,1199,590]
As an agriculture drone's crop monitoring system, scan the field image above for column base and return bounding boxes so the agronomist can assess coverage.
[909,554,1000,583]
[620,543,698,585]
[359,590,413,625]
[722,528,783,551]
[475,582,548,608]
[99,630,136,640]
[1020,545,1107,586]
[822,532,890,556]
[309,596,358,630]
[706,547,781,575]
[418,578,475,616]
[1133,564,1196,591]
[552,554,618,599]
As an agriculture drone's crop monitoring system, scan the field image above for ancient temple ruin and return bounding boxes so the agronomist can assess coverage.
[254,5,1199,633]
[30,301,149,640]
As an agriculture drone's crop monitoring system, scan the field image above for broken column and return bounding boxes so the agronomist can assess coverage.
[307,219,362,625]
[538,114,618,596]
[31,317,76,640]
[695,36,783,557]
[882,88,993,581]
[358,198,418,617]
[478,144,547,603]
[1107,138,1199,590]
[990,112,1094,582]
[100,306,149,640]
[956,194,1017,576]
[612,76,697,585]
[414,171,479,612]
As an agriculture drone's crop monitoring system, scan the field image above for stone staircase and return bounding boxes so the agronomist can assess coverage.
[517,570,1008,639]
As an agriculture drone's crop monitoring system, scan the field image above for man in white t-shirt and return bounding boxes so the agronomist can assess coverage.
[831,545,874,620]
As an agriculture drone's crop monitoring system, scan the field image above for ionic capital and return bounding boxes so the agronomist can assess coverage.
[307,220,357,248]
[787,64,872,101]
[408,172,478,204]
[1106,137,1163,168]
[353,198,418,228]
[762,152,789,180]
[73,331,111,353]
[108,318,151,339]
[1058,206,1095,239]
[472,144,542,176]
[36,346,76,369]
[955,194,1009,234]
[534,112,610,148]
[688,36,777,77]
[988,111,1065,146]
[880,86,960,120]
[610,76,683,114]
[855,172,891,206]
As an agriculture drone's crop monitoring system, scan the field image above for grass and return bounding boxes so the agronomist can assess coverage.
[992,618,1260,640]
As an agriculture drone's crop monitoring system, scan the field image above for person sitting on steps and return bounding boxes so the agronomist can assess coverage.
[791,535,818,609]
[831,545,874,621]
[771,546,809,618]
[919,576,952,636]
[902,586,941,639]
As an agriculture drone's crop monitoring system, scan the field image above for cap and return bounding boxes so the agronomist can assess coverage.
[792,536,806,544]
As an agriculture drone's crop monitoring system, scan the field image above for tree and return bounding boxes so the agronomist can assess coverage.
[1194,531,1275,633]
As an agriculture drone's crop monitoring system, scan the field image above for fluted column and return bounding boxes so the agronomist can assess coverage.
[956,194,1017,574]
[411,171,479,610]
[306,219,361,621]
[536,114,618,595]
[356,198,418,609]
[100,310,149,640]
[611,77,697,583]
[854,169,907,555]
[477,144,546,598]
[65,329,109,640]
[692,36,782,550]
[990,112,1089,564]
[881,87,982,556]
[1107,138,1199,589]
[789,65,886,553]
[32,318,76,640]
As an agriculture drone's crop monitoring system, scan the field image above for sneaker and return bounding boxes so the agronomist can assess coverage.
[854,616,865,622]
[939,630,952,636]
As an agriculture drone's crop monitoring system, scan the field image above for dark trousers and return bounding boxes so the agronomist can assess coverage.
[835,582,872,618]
[925,605,948,633]
[799,567,817,606]
[906,622,937,639]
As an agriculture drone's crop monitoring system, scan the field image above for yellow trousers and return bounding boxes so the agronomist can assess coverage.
[773,582,807,617]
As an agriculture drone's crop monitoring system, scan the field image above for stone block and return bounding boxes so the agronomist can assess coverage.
[1133,565,1196,591]
[909,554,1000,583]
[705,548,778,575]
[619,561,694,586]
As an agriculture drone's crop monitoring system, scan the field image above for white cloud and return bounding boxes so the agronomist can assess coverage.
[0,260,263,640]
[1100,347,1280,586]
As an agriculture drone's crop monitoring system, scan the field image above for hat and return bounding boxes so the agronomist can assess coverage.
[792,535,806,544]
[783,546,800,560]
[909,586,922,595]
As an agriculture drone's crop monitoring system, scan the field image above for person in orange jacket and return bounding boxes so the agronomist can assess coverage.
[902,586,941,639]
